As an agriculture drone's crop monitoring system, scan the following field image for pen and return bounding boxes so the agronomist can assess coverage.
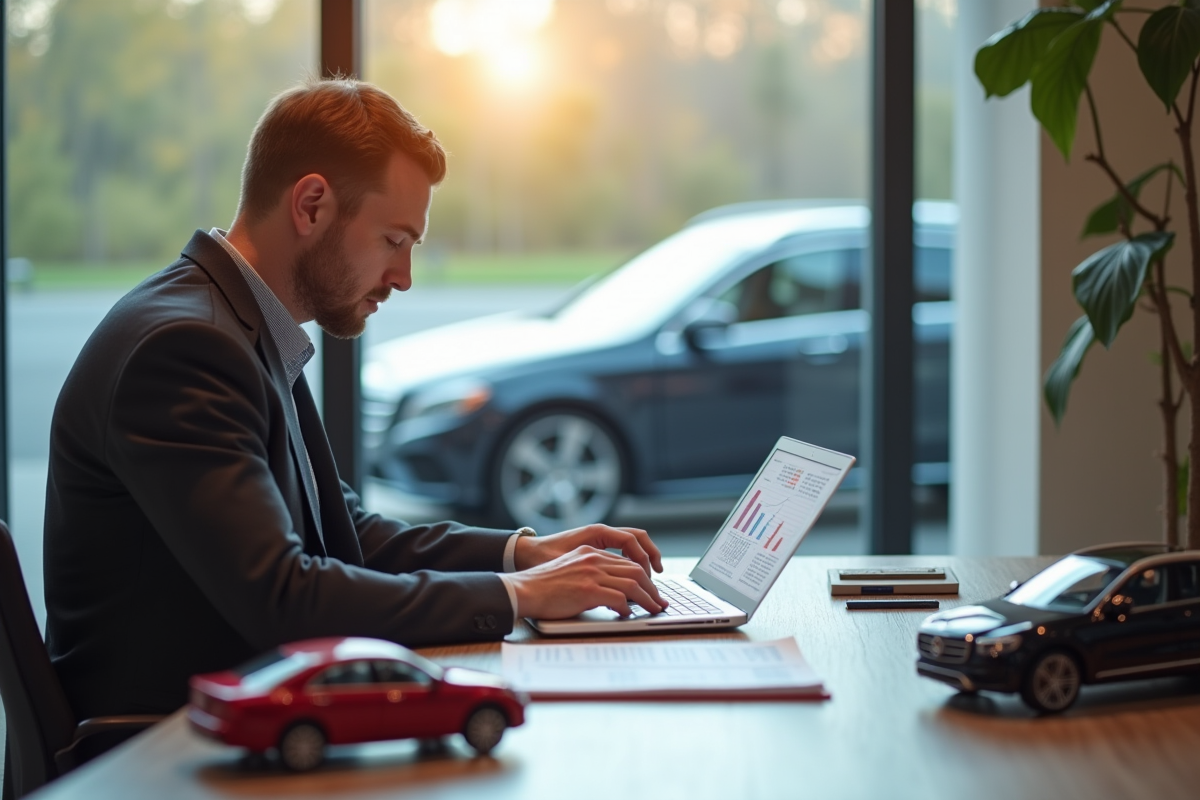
[845,599,940,610]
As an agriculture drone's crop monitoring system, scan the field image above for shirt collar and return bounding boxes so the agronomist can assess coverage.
[209,228,314,387]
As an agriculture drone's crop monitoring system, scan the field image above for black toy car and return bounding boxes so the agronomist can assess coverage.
[916,543,1200,713]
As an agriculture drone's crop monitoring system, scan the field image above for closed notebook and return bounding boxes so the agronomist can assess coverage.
[828,567,959,596]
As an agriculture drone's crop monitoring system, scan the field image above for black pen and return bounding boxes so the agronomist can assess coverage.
[845,599,940,610]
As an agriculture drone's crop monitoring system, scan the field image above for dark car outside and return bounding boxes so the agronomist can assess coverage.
[916,543,1200,713]
[363,200,955,531]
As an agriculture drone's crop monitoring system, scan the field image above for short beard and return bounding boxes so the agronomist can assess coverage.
[291,218,386,340]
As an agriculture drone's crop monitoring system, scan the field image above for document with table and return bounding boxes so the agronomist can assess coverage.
[501,636,827,700]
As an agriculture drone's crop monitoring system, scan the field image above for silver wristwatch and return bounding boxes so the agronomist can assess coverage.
[515,526,537,538]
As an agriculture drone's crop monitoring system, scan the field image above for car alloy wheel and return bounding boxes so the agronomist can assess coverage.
[278,722,326,772]
[1021,651,1081,713]
[496,411,623,531]
[463,706,508,755]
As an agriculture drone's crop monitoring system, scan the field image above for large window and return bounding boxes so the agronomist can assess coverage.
[359,0,956,554]
[5,0,317,624]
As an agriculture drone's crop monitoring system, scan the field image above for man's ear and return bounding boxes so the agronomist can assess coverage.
[290,174,336,238]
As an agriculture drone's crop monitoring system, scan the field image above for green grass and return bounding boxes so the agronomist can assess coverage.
[17,251,631,291]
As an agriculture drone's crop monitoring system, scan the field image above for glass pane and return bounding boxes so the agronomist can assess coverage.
[6,0,317,628]
[359,0,961,556]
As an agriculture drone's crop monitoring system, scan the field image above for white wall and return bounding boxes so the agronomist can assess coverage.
[950,0,1041,556]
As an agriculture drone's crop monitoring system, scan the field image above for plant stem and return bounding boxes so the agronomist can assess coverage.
[1175,113,1200,550]
[1085,84,1108,161]
[1108,17,1139,56]
[1086,154,1170,228]
[1153,259,1182,546]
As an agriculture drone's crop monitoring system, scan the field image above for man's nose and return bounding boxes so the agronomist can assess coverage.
[387,259,412,292]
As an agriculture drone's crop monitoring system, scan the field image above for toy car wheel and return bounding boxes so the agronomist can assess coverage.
[463,706,508,755]
[1020,650,1081,713]
[278,722,326,772]
[494,410,624,531]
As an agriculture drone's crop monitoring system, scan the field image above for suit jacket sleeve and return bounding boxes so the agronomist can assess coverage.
[105,320,514,649]
[343,482,515,575]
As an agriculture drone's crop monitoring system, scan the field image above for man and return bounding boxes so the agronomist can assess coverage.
[43,78,666,721]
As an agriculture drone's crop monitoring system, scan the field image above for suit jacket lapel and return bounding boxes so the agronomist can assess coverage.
[260,342,326,555]
[293,374,364,566]
[180,229,327,554]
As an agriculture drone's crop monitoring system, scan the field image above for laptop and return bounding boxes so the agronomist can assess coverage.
[529,436,855,635]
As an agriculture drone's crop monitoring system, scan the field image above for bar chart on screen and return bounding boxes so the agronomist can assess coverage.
[699,449,842,602]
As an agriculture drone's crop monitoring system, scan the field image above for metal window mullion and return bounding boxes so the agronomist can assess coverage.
[864,0,916,555]
[318,0,363,494]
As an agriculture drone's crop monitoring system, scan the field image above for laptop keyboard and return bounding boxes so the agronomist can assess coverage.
[629,578,721,617]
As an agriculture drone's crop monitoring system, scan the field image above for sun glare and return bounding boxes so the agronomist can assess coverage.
[429,0,555,85]
[484,43,541,87]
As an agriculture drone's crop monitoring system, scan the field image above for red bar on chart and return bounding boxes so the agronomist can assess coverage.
[764,522,783,550]
[771,536,782,552]
[735,490,761,530]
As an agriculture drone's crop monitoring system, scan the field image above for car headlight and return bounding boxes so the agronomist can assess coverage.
[399,378,493,423]
[974,633,1023,658]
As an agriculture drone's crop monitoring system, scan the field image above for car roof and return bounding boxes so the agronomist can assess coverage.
[1071,542,1179,566]
[279,637,414,663]
[685,199,959,230]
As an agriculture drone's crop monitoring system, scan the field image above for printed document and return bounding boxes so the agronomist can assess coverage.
[501,637,827,700]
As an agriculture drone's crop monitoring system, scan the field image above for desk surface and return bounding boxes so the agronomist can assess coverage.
[28,556,1200,800]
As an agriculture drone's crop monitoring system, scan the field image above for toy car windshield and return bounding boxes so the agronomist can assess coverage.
[1005,555,1125,612]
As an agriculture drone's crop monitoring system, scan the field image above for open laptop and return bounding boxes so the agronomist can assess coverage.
[529,436,855,635]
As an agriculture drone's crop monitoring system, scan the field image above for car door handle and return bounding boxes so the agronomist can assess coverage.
[798,334,848,362]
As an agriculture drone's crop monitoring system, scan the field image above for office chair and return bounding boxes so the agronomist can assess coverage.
[0,520,162,799]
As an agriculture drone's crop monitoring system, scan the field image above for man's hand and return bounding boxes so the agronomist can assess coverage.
[505,546,666,619]
[508,524,666,619]
[514,524,663,575]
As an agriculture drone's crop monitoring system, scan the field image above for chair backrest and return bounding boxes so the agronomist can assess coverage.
[0,520,77,797]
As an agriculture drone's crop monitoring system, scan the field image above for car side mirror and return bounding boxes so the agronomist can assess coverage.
[683,318,729,351]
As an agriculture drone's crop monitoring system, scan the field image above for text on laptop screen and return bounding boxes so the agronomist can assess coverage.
[696,447,843,604]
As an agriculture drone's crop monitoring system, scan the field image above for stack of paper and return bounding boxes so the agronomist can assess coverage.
[501,637,827,700]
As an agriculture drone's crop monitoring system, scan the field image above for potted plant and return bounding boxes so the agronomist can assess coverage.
[976,0,1200,548]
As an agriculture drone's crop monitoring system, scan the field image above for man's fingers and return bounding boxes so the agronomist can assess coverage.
[599,575,662,614]
[594,587,632,617]
[595,560,664,611]
[587,525,654,576]
[619,527,663,573]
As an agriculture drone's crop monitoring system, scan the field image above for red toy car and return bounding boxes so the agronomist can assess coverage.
[188,637,528,770]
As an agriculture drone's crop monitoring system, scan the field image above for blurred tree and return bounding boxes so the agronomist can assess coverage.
[6,0,314,263]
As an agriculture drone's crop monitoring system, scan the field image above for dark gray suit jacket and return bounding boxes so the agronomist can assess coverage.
[44,230,514,720]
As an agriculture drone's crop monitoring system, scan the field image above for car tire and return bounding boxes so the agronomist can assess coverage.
[278,721,326,772]
[492,410,625,531]
[462,706,508,755]
[1020,650,1082,714]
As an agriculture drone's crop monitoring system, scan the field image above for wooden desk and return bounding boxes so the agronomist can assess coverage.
[28,556,1200,800]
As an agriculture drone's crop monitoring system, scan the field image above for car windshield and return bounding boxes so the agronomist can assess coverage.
[233,650,318,693]
[1006,555,1125,612]
[551,216,798,340]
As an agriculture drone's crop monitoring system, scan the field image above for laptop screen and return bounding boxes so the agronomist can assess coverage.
[692,439,852,611]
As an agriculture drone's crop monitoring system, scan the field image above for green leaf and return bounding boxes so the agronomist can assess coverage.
[1138,5,1200,109]
[1082,162,1185,237]
[975,9,1085,98]
[1072,231,1175,346]
[1044,316,1096,424]
[1031,6,1112,160]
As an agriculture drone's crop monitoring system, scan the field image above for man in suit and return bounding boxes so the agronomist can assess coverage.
[43,79,667,720]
